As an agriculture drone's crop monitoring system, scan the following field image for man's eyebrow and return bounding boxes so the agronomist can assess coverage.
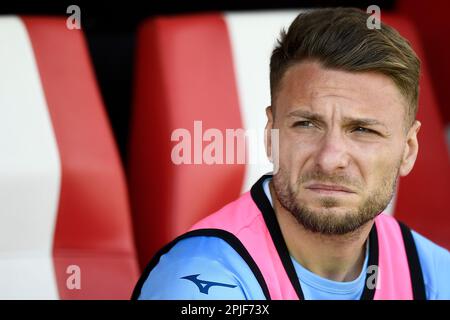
[341,117,388,129]
[286,109,325,122]
[286,109,389,129]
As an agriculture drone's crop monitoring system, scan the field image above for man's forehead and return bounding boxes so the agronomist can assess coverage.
[282,61,403,100]
[277,61,407,119]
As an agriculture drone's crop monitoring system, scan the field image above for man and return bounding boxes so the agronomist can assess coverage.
[133,7,450,300]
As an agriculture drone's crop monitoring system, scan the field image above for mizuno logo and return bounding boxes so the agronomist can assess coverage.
[181,274,237,294]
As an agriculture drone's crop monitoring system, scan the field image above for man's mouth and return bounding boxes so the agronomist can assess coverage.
[304,183,355,195]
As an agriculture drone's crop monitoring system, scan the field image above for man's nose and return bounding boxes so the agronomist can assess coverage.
[314,130,350,173]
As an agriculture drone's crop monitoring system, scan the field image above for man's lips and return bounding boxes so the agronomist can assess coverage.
[305,183,355,194]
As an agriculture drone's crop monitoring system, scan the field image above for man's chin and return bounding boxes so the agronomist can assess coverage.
[302,206,356,217]
[298,196,359,212]
[291,206,373,235]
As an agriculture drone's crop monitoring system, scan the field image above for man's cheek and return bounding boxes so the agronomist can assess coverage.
[369,157,399,190]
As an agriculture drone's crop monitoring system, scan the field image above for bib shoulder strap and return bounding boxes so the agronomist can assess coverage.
[398,221,427,300]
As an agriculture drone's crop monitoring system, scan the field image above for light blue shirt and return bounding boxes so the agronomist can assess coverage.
[138,178,450,300]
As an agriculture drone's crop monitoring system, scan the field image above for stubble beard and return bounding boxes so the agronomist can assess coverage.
[272,165,400,236]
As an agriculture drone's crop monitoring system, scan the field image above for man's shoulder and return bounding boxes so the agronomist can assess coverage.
[137,235,265,300]
[411,230,450,299]
[412,231,449,256]
[158,234,243,264]
[411,230,450,268]
[191,191,260,232]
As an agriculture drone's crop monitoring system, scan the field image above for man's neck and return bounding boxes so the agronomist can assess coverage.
[269,181,372,282]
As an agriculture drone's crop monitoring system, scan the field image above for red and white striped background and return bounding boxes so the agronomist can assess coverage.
[0,16,139,299]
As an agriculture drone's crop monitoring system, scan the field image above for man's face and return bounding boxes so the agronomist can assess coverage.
[267,60,420,235]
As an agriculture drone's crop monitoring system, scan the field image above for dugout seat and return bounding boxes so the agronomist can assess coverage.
[128,11,450,269]
[396,0,450,125]
[0,16,139,299]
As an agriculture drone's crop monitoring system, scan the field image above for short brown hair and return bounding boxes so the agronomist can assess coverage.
[270,7,421,126]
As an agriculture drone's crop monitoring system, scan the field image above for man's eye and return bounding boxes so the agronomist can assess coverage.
[293,121,314,128]
[353,127,377,134]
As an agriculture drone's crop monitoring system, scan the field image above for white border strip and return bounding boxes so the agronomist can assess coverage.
[0,16,61,299]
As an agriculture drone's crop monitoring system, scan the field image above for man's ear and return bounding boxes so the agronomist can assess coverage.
[399,120,421,177]
[265,106,274,161]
